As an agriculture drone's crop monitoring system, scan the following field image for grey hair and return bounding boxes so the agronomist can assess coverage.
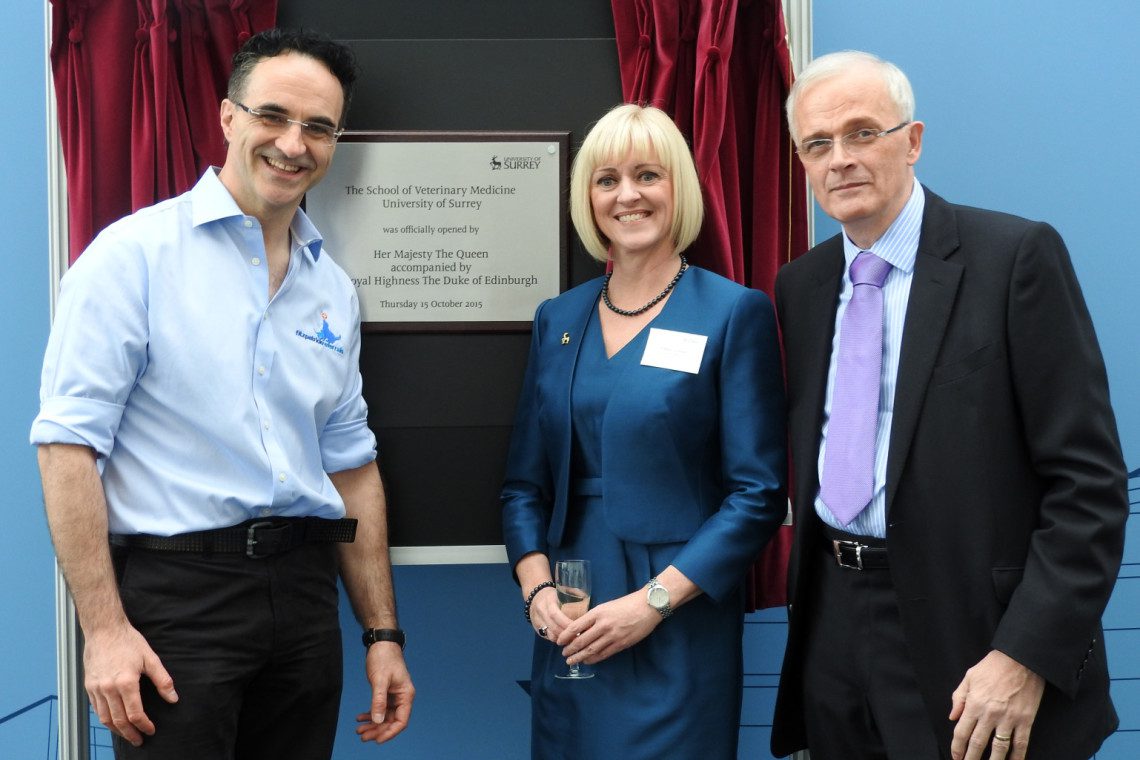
[786,50,915,142]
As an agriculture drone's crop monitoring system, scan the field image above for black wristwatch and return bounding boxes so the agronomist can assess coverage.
[362,628,406,651]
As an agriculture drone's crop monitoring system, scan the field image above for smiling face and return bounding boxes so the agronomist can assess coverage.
[794,64,924,249]
[589,148,675,262]
[217,52,344,226]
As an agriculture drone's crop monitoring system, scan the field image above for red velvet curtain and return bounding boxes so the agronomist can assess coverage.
[50,0,277,263]
[612,0,809,609]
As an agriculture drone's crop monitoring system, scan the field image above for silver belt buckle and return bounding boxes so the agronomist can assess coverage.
[832,539,865,570]
[246,521,275,559]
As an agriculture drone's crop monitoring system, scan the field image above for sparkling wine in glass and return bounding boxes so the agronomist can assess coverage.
[554,559,594,680]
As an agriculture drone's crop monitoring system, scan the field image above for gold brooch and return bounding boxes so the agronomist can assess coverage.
[561,332,570,345]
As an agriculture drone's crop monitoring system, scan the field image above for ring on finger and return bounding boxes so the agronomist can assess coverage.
[538,626,548,638]
[994,732,1012,742]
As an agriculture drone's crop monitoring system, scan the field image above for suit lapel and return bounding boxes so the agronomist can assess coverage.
[885,190,963,511]
[792,241,844,500]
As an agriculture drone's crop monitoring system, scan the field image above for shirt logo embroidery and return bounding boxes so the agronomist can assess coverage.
[295,311,345,355]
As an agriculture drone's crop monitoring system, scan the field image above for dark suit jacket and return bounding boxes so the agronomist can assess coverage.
[501,266,786,601]
[771,188,1128,759]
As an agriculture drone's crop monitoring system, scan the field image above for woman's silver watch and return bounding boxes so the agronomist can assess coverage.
[645,577,673,618]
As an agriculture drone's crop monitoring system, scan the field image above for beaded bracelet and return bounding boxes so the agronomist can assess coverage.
[523,581,556,622]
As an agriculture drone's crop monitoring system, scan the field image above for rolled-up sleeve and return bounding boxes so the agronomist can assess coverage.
[31,228,149,456]
[318,292,377,473]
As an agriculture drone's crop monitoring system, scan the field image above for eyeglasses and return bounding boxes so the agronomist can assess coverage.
[232,101,343,145]
[796,121,911,163]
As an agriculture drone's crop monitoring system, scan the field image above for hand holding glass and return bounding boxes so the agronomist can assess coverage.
[554,559,594,680]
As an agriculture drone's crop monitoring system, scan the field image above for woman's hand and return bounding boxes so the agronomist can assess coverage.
[555,590,661,665]
[516,552,576,641]
[529,586,573,640]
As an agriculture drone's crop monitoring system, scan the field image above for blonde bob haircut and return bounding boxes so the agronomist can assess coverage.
[570,104,704,262]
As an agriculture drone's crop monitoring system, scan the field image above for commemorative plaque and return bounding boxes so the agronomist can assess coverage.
[304,132,568,331]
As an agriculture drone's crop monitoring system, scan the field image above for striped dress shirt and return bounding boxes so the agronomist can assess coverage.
[814,178,925,538]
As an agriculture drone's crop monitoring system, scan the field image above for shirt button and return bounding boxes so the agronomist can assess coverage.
[260,507,272,516]
[258,366,266,375]
[263,422,270,430]
[278,473,287,482]
[251,257,261,266]
[244,219,253,228]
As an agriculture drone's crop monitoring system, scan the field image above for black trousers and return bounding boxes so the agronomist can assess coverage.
[800,534,942,760]
[110,543,343,760]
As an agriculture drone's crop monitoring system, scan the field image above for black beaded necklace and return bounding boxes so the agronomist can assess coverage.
[601,255,688,317]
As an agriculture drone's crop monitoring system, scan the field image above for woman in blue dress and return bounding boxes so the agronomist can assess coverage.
[501,104,786,759]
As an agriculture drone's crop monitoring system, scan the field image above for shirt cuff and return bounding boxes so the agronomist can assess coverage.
[30,396,124,457]
[320,418,377,473]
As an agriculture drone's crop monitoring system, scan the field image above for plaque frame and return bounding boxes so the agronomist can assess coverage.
[305,131,570,333]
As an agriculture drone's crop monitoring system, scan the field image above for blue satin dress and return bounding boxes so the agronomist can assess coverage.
[529,305,744,759]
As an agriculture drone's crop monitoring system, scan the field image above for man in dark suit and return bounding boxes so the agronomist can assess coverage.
[770,51,1128,760]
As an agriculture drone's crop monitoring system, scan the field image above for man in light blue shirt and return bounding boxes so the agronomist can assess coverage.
[32,29,414,759]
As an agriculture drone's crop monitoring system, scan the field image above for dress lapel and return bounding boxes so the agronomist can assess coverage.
[547,279,601,545]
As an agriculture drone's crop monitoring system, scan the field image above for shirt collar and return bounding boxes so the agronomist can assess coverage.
[842,176,924,275]
[289,206,324,262]
[190,168,325,262]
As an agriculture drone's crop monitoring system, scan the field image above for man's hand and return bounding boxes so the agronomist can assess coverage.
[949,649,1045,760]
[83,623,177,747]
[37,444,178,747]
[331,462,414,743]
[354,642,415,744]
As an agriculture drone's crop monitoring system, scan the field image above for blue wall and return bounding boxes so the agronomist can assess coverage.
[0,4,59,759]
[5,2,1138,758]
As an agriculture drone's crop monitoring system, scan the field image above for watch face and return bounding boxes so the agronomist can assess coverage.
[648,585,669,608]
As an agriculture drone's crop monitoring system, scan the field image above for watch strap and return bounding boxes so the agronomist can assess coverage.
[362,627,406,650]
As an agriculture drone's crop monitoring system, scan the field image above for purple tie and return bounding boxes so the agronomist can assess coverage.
[820,251,893,526]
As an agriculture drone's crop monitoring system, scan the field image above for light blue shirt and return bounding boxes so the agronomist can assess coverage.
[31,169,376,536]
[814,178,925,538]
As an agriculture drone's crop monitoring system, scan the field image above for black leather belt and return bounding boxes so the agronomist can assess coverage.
[109,517,358,559]
[822,525,889,570]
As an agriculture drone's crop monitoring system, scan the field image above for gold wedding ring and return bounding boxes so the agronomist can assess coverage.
[994,732,1012,742]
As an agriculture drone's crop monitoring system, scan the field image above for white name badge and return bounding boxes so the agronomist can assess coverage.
[640,328,708,374]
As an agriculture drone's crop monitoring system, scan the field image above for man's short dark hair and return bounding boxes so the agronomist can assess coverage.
[228,28,359,127]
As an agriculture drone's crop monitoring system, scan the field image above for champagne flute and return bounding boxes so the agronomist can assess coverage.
[554,559,594,679]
